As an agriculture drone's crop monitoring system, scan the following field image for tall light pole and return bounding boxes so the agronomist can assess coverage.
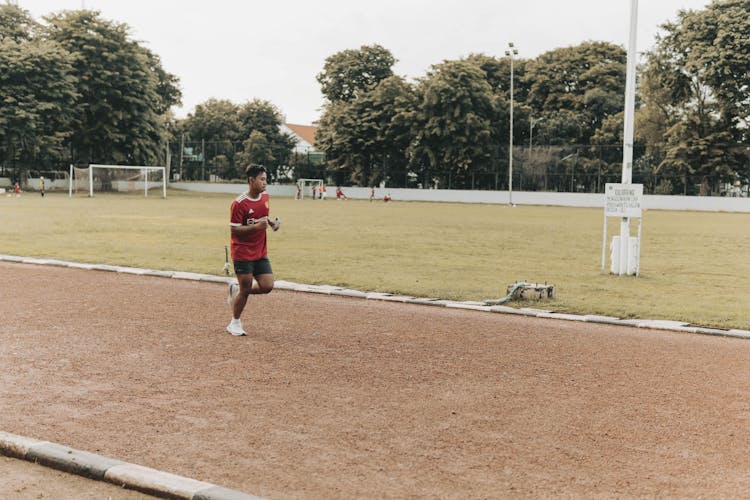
[505,43,518,205]
[529,117,543,156]
[618,0,638,275]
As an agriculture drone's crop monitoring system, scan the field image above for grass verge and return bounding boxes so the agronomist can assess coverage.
[2,189,748,329]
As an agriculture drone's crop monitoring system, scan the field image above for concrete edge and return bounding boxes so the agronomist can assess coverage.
[193,485,265,500]
[0,431,262,499]
[26,442,124,480]
[0,431,47,459]
[0,253,746,341]
[104,463,213,497]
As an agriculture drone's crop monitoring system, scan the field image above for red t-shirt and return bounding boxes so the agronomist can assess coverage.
[230,191,270,261]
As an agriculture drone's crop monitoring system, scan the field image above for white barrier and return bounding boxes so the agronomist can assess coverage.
[170,182,750,213]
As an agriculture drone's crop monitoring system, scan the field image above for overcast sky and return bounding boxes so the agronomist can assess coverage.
[18,0,711,124]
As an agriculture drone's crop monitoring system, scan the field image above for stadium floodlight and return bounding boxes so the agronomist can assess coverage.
[505,43,519,206]
[69,164,167,198]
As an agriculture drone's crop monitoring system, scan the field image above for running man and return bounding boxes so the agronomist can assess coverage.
[226,164,280,336]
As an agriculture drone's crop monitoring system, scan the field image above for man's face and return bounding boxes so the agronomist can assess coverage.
[250,172,267,191]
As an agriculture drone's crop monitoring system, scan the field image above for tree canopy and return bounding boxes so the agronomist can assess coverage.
[0,6,181,173]
[410,59,502,177]
[317,44,395,103]
[44,10,181,165]
[176,98,294,181]
[0,36,78,165]
[640,0,750,192]
[0,5,77,167]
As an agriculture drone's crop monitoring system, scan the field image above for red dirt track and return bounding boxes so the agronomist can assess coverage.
[2,261,750,498]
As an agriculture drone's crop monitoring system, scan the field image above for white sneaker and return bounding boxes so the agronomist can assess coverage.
[226,319,247,336]
[227,282,239,307]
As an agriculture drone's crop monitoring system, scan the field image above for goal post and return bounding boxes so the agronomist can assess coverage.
[296,178,324,199]
[69,164,167,198]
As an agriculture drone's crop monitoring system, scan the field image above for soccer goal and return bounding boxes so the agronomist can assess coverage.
[296,178,323,199]
[69,164,167,198]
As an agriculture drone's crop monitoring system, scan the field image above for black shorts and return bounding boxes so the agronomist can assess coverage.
[233,257,273,276]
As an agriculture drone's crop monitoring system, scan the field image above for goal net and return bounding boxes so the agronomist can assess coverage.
[69,164,167,198]
[296,178,323,199]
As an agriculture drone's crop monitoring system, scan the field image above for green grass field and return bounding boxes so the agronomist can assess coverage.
[2,189,749,329]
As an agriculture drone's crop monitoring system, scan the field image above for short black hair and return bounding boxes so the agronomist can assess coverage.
[245,164,266,179]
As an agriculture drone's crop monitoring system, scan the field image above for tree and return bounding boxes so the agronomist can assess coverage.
[316,45,408,186]
[183,99,241,142]
[643,1,749,192]
[465,53,540,152]
[523,42,626,144]
[317,44,395,103]
[315,100,360,181]
[237,130,275,169]
[44,10,180,165]
[658,103,741,195]
[177,98,294,181]
[664,1,750,138]
[466,53,530,108]
[409,59,502,188]
[237,99,295,175]
[178,99,240,179]
[317,76,414,186]
[0,3,38,42]
[0,39,78,166]
[635,50,689,152]
[0,5,77,169]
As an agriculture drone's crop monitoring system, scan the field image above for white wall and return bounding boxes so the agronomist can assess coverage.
[170,182,750,213]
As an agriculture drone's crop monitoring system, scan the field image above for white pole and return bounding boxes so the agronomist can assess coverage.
[508,49,514,205]
[529,118,533,156]
[162,168,167,198]
[144,168,148,197]
[88,165,94,197]
[619,0,638,275]
[68,164,73,197]
[602,212,608,273]
[636,217,642,276]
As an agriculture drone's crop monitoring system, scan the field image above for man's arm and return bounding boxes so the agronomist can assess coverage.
[231,217,269,238]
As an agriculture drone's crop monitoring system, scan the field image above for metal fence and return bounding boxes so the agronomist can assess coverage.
[3,143,748,197]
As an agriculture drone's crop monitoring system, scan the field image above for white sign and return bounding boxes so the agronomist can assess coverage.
[605,183,643,218]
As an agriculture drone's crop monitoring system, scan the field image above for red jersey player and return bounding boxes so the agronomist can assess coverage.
[226,164,280,336]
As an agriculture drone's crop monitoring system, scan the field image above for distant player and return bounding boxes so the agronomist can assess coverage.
[226,164,280,336]
[370,187,375,202]
[39,176,45,197]
[13,182,20,197]
[383,193,391,202]
[312,184,317,200]
[335,186,348,200]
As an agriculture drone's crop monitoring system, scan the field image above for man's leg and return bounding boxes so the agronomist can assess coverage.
[251,273,274,294]
[231,273,274,317]
[232,272,255,320]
